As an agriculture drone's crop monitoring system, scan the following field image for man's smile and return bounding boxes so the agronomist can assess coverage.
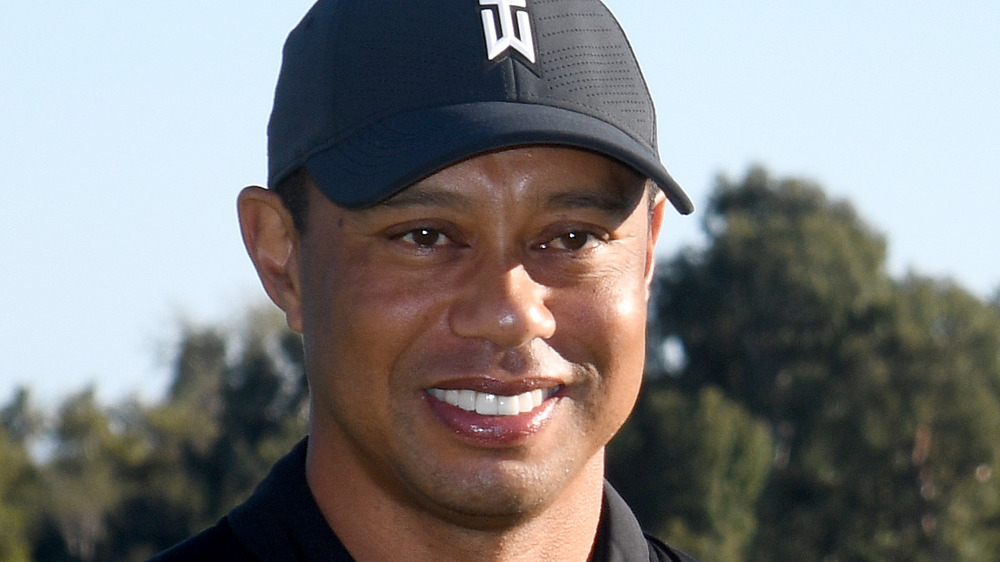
[427,386,562,416]
[422,380,567,446]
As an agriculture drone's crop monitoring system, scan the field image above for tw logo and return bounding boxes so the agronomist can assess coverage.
[479,0,536,64]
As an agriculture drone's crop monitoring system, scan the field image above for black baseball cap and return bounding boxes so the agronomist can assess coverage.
[268,0,693,215]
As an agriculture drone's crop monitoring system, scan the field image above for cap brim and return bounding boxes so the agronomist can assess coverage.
[304,102,694,214]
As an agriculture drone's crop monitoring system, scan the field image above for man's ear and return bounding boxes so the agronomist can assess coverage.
[644,188,668,292]
[237,186,304,333]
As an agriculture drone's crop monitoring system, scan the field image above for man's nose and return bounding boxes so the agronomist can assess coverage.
[448,261,556,348]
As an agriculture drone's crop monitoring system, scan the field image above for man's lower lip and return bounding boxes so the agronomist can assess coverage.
[425,393,560,446]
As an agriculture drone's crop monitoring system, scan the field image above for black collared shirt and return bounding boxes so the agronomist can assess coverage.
[150,439,697,561]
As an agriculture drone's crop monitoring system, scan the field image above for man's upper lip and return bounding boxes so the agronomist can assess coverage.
[426,377,565,396]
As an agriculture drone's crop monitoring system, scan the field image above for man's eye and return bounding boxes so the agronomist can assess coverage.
[400,228,448,248]
[540,231,601,252]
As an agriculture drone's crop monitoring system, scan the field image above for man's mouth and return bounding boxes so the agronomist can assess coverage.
[427,387,561,417]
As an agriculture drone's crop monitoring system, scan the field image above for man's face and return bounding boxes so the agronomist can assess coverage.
[296,146,664,525]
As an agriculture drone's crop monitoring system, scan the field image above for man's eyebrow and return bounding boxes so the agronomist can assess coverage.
[377,186,471,209]
[544,188,641,216]
[375,183,642,215]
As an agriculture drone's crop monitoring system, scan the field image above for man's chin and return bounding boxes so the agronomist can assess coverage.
[398,452,601,530]
[413,477,560,530]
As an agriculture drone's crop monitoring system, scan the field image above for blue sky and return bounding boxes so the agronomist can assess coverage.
[2,1,998,405]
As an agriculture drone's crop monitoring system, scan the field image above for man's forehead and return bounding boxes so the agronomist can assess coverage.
[380,180,646,215]
[375,147,649,213]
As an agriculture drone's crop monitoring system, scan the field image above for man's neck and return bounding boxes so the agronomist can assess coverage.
[305,428,606,562]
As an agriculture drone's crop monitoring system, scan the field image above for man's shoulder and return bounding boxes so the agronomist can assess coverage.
[147,516,255,562]
[149,439,351,561]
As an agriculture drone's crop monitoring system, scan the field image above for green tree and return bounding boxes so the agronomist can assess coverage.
[0,389,39,562]
[608,386,772,561]
[889,277,1000,559]
[1,305,308,561]
[203,307,308,517]
[37,388,129,561]
[103,306,308,560]
[649,166,1000,560]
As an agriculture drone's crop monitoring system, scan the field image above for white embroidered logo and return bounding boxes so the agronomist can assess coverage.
[479,0,536,64]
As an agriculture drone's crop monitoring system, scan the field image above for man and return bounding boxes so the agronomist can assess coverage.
[153,0,697,560]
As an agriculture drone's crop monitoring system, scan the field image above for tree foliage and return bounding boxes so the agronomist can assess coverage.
[0,308,307,561]
[608,386,772,560]
[617,166,1000,561]
[0,390,36,562]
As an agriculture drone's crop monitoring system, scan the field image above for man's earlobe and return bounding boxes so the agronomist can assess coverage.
[237,186,304,333]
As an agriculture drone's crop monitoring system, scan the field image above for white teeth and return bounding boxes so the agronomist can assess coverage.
[475,392,497,415]
[457,390,476,411]
[428,387,558,417]
[497,395,519,416]
[528,389,543,413]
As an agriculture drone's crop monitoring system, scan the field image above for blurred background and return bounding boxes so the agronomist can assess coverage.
[1,1,998,560]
